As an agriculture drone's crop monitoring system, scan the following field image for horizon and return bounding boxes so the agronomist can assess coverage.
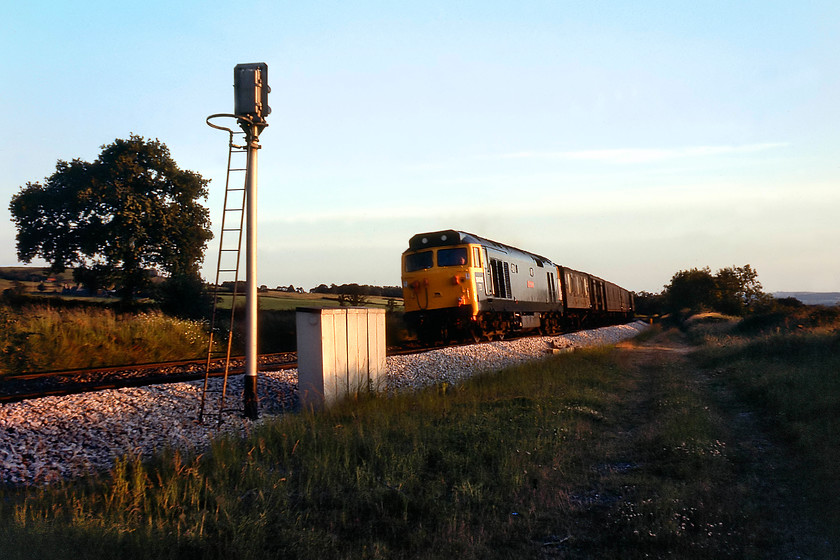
[3,264,840,301]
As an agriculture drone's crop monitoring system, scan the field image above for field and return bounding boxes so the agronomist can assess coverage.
[0,267,75,295]
[1,310,838,559]
[0,267,403,311]
[218,290,401,311]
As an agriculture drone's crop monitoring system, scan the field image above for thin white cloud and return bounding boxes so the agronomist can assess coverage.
[498,143,790,164]
[256,178,837,230]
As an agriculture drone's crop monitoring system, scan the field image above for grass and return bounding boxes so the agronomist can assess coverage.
[1,349,630,559]
[0,304,213,375]
[692,329,840,545]
[1,313,839,558]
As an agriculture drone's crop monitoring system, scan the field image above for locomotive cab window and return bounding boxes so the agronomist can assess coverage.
[437,247,468,267]
[405,251,433,272]
[472,247,482,267]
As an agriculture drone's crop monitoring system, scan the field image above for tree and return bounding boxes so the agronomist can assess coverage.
[634,290,666,316]
[663,267,717,313]
[9,135,213,302]
[712,264,767,315]
[662,264,767,316]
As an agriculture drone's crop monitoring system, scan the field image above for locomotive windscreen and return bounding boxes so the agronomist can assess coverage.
[437,248,468,267]
[405,251,433,272]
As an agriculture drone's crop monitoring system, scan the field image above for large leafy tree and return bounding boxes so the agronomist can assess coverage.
[712,264,763,315]
[664,267,717,313]
[9,135,213,301]
[662,264,767,316]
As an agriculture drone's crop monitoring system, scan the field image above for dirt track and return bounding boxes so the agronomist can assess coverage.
[607,330,834,559]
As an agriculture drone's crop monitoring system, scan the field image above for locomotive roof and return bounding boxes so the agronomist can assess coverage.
[406,229,554,266]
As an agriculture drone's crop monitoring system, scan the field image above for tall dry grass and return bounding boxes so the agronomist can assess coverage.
[0,304,211,374]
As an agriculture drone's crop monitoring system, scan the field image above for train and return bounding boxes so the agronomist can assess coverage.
[401,230,634,342]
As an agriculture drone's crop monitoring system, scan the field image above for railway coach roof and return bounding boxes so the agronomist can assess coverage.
[406,229,555,266]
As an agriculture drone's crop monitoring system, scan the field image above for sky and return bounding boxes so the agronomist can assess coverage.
[1,1,838,294]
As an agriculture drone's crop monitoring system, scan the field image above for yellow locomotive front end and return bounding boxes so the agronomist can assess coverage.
[401,231,483,340]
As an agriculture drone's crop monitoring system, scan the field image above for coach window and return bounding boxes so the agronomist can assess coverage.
[405,251,433,272]
[437,247,469,267]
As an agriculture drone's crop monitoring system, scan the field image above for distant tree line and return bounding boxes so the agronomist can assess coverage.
[635,264,773,317]
[309,283,402,298]
[212,282,401,298]
[0,269,61,283]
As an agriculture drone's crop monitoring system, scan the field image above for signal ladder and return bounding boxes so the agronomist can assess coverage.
[199,123,249,425]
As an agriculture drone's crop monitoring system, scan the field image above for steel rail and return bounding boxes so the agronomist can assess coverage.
[0,356,298,404]
[0,353,295,383]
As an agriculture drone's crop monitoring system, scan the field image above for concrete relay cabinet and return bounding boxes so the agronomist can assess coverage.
[296,307,387,408]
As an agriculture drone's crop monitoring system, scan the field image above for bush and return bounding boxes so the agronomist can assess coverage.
[155,274,211,320]
[735,305,840,335]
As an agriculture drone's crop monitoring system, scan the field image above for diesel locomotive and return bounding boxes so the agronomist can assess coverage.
[401,230,634,342]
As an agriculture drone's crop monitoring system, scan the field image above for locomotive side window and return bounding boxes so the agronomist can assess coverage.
[405,251,433,272]
[489,258,511,299]
[547,272,556,302]
[472,247,481,267]
[437,247,468,267]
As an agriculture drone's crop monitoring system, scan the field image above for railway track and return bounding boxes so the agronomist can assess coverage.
[0,346,437,404]
[0,353,298,404]
[0,324,632,403]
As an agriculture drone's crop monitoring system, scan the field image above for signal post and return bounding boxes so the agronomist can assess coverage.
[234,63,270,419]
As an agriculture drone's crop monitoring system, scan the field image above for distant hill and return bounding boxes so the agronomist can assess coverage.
[774,292,840,306]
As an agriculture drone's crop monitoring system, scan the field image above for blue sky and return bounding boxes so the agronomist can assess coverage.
[2,1,838,293]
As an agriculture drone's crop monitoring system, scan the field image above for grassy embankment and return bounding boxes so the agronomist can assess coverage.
[1,308,838,558]
[0,305,212,375]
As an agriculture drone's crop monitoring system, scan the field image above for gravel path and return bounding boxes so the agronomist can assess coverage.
[0,321,649,486]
